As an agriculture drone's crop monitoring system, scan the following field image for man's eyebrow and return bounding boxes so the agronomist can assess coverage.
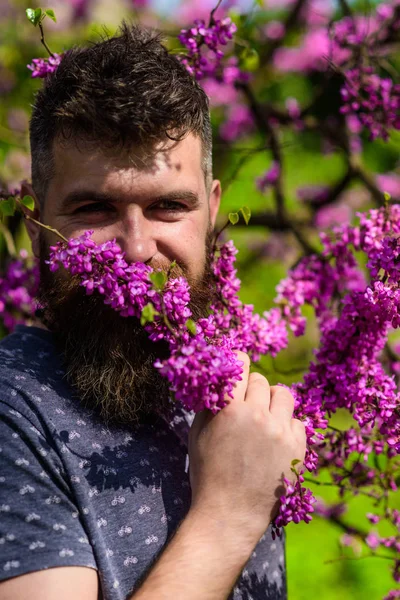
[58,189,201,211]
[154,190,201,208]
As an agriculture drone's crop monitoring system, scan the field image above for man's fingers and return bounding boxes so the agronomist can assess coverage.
[291,418,307,460]
[269,385,295,421]
[228,351,250,403]
[244,372,271,410]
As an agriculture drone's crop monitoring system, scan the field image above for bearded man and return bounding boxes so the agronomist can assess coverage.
[0,23,306,600]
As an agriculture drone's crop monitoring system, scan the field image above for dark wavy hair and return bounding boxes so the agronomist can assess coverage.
[30,22,213,206]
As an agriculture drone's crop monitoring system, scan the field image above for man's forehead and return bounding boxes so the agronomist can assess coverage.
[47,133,206,211]
[52,133,203,175]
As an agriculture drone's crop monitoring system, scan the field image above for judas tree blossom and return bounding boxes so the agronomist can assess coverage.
[272,473,316,539]
[273,29,348,73]
[27,53,63,78]
[314,203,352,229]
[376,173,400,199]
[45,231,289,414]
[0,251,39,332]
[264,20,285,41]
[296,185,330,204]
[178,17,238,79]
[340,67,400,141]
[219,104,254,141]
[256,162,280,192]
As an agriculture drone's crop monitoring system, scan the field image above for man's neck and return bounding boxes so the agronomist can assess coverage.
[28,319,50,332]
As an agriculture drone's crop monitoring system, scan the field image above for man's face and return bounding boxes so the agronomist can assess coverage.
[35,133,220,278]
[26,133,221,426]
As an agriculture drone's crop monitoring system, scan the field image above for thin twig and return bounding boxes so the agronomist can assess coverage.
[38,21,54,57]
[324,553,395,565]
[22,213,68,243]
[210,0,224,23]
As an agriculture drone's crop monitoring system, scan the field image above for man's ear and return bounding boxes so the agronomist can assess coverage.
[20,181,41,259]
[209,179,221,229]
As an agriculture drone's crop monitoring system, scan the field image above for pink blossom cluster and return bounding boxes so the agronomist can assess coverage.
[340,66,400,141]
[206,239,289,362]
[0,250,39,332]
[46,231,287,413]
[178,17,238,80]
[269,6,400,144]
[46,230,306,530]
[219,103,254,142]
[271,472,316,539]
[274,205,400,579]
[256,162,281,194]
[27,53,63,78]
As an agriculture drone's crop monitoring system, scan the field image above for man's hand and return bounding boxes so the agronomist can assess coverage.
[188,351,306,545]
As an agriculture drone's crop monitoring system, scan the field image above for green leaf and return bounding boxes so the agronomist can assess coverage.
[34,7,43,23]
[22,195,35,211]
[45,8,57,22]
[186,319,197,335]
[26,7,43,26]
[149,270,167,291]
[291,459,301,467]
[140,303,158,326]
[240,48,259,72]
[26,8,36,24]
[239,205,251,225]
[0,197,16,217]
[228,212,239,225]
[384,191,391,203]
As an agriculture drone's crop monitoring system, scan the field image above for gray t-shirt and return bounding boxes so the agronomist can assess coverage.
[0,325,287,599]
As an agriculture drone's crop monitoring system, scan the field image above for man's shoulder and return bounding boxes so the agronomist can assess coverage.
[0,325,71,422]
[0,324,57,368]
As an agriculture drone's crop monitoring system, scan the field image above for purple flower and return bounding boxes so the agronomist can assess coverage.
[314,203,353,229]
[155,336,244,413]
[376,173,400,199]
[0,251,39,332]
[219,104,254,142]
[27,53,63,78]
[340,67,400,141]
[256,162,280,192]
[178,17,238,80]
[366,531,381,550]
[296,185,330,204]
[272,474,316,538]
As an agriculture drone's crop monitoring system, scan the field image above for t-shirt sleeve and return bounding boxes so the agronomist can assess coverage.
[0,395,98,581]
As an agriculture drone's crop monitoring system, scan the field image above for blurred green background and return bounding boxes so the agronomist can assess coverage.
[1,0,399,597]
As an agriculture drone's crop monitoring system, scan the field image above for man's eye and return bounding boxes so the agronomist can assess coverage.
[75,203,111,213]
[154,201,185,211]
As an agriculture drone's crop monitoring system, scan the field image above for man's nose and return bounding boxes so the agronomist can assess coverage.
[114,211,158,264]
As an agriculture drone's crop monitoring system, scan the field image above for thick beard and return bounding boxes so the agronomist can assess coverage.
[36,231,215,428]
